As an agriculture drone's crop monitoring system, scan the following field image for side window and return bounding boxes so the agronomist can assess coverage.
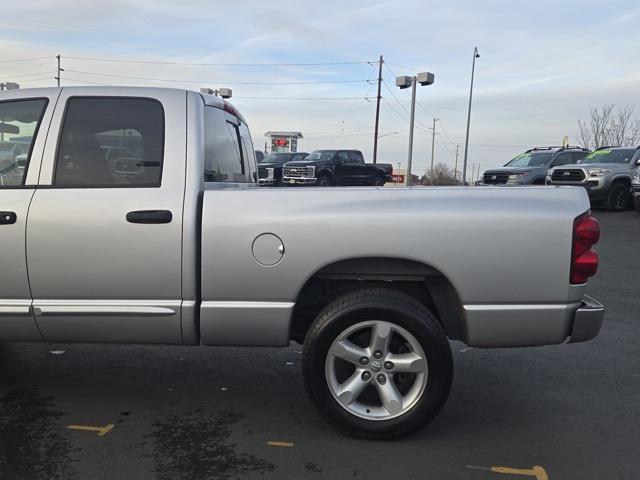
[54,97,164,187]
[336,151,350,164]
[348,151,365,164]
[204,107,253,183]
[0,98,48,187]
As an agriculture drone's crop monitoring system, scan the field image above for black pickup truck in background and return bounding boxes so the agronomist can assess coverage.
[258,152,308,186]
[282,149,393,186]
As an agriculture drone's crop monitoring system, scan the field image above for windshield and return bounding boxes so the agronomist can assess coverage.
[581,148,636,165]
[306,150,336,161]
[0,142,15,152]
[505,151,554,167]
[259,153,292,164]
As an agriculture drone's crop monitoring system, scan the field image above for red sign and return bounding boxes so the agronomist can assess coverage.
[392,174,405,183]
[272,137,289,147]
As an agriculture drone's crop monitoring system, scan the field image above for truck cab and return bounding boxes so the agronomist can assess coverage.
[0,86,256,345]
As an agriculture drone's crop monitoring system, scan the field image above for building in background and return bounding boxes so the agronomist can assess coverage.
[386,168,420,186]
[265,131,303,153]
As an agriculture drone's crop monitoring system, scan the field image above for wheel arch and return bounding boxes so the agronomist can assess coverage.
[290,256,466,343]
[610,174,632,186]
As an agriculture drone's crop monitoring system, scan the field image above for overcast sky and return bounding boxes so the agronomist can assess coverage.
[1,0,639,176]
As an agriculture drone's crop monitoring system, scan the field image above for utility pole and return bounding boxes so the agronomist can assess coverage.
[55,54,64,87]
[454,145,460,182]
[430,118,439,183]
[463,47,480,185]
[476,163,481,184]
[372,55,383,164]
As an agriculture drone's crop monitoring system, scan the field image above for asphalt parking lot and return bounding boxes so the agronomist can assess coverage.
[1,210,638,480]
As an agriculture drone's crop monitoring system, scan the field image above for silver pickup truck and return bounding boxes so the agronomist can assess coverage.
[0,87,604,439]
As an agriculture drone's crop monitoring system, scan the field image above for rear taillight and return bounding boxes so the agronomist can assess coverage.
[570,213,600,284]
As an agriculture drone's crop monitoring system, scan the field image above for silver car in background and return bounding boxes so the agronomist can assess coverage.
[547,146,639,211]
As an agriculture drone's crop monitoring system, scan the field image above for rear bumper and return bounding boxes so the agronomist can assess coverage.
[463,295,604,347]
[567,295,605,343]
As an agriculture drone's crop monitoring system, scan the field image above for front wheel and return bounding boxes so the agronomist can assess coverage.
[316,174,332,186]
[302,288,453,439]
[604,182,630,211]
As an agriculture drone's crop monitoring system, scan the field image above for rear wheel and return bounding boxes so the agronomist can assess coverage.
[302,288,453,439]
[604,182,630,211]
[374,176,386,186]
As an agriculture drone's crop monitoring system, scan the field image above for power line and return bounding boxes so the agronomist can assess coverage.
[385,61,420,73]
[0,56,51,63]
[1,63,54,75]
[0,71,55,79]
[382,98,432,135]
[235,96,371,100]
[64,55,376,67]
[14,77,58,83]
[62,69,374,85]
[332,63,378,143]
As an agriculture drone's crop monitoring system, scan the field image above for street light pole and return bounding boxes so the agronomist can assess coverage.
[396,71,435,187]
[462,47,479,185]
[407,77,417,186]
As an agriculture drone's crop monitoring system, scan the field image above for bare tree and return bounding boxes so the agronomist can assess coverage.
[421,163,458,186]
[578,105,640,149]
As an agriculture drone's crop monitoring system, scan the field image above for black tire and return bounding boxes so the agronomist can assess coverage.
[302,288,453,439]
[373,176,386,186]
[316,174,332,186]
[604,182,630,211]
[635,195,640,213]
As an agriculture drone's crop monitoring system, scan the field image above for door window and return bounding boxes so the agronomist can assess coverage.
[54,97,164,187]
[0,98,48,187]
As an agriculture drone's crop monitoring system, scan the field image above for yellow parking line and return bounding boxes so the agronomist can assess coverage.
[67,424,115,436]
[267,441,294,447]
[492,466,549,480]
